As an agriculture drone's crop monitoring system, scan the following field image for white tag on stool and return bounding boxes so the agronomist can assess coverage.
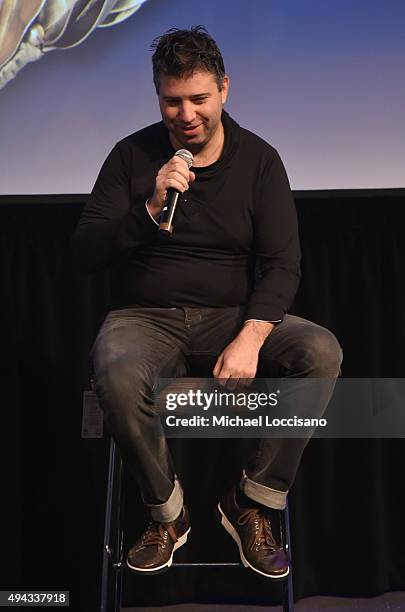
[81,390,104,438]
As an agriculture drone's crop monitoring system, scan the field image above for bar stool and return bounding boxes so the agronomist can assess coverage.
[100,437,294,612]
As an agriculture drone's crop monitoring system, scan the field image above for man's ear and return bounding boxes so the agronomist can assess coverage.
[221,75,230,104]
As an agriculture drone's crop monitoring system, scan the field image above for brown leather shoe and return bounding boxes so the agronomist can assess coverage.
[126,505,190,575]
[218,487,289,579]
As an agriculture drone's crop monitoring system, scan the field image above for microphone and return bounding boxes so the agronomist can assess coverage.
[159,149,194,234]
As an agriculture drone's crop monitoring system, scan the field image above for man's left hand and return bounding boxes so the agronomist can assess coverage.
[213,321,275,389]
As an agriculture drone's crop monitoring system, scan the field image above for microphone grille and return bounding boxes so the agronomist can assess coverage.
[175,149,193,169]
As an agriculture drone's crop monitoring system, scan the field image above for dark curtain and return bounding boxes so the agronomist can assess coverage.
[1,189,404,611]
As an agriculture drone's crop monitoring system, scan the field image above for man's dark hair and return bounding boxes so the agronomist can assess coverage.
[151,26,226,93]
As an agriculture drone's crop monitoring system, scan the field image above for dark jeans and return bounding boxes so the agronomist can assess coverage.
[91,306,343,521]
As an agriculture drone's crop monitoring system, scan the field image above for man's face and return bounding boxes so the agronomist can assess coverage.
[157,70,229,152]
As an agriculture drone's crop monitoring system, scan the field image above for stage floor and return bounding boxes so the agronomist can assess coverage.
[125,590,405,611]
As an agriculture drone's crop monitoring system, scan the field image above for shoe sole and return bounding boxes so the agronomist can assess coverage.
[126,527,191,576]
[217,503,289,580]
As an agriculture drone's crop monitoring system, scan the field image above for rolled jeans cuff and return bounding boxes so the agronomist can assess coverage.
[240,470,287,510]
[146,477,184,523]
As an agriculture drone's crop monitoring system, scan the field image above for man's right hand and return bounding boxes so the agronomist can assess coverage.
[147,157,195,220]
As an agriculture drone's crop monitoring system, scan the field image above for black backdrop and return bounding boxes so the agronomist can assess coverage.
[2,189,405,611]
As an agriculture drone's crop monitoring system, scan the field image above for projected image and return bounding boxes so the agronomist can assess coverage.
[0,0,148,90]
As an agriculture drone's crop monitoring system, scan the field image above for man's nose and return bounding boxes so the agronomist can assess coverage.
[179,102,196,123]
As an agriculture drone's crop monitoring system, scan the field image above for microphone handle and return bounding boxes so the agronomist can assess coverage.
[158,188,181,234]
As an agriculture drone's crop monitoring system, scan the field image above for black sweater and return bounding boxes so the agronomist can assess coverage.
[73,111,301,322]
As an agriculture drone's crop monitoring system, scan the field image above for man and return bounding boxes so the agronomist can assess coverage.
[74,27,342,579]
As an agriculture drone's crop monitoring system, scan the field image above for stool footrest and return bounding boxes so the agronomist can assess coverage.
[172,562,241,567]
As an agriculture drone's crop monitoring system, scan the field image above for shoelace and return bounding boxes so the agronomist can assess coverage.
[137,522,169,550]
[237,508,280,552]
[138,521,178,550]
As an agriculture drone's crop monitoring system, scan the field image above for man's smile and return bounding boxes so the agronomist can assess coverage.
[179,124,203,136]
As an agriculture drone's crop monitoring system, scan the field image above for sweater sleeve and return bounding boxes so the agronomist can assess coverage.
[244,150,301,322]
[73,142,159,273]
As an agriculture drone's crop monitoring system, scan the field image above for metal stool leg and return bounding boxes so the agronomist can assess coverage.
[282,498,294,612]
[100,438,125,612]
